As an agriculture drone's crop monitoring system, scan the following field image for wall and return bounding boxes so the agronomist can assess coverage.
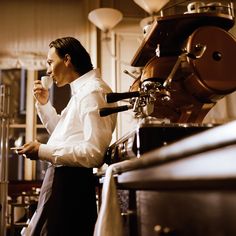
[0,0,98,69]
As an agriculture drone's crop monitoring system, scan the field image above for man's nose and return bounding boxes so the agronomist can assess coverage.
[46,69,51,75]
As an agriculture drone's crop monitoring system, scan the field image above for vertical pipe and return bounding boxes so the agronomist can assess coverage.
[0,85,10,236]
[24,70,37,180]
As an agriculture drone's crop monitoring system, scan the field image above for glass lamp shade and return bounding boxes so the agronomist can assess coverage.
[133,0,170,14]
[140,16,156,31]
[88,8,123,32]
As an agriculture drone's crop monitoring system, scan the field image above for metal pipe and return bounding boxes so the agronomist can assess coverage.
[0,84,11,236]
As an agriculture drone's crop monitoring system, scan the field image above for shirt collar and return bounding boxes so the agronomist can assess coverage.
[70,68,100,96]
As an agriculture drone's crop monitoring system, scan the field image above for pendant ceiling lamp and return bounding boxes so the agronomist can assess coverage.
[88,8,123,33]
[133,0,170,15]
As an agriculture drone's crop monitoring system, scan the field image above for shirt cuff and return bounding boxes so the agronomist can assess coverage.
[38,144,55,163]
[35,100,51,112]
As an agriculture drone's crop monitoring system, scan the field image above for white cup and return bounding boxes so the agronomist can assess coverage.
[41,76,53,89]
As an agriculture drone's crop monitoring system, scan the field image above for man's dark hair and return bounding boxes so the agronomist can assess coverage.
[49,37,93,75]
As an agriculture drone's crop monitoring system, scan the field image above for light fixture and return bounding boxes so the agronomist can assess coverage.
[134,0,170,36]
[88,8,123,33]
[133,0,170,15]
[88,7,128,65]
[140,15,159,35]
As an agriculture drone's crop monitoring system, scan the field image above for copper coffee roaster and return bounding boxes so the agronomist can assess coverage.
[131,12,236,123]
[101,9,236,124]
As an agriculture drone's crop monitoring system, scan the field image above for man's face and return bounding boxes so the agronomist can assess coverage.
[46,47,68,87]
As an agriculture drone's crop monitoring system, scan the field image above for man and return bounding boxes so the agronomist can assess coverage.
[19,37,117,235]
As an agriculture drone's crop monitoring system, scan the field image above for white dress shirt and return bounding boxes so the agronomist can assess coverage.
[36,69,117,168]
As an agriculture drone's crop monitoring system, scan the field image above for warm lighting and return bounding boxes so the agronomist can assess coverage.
[88,8,123,33]
[133,0,170,15]
[140,15,158,33]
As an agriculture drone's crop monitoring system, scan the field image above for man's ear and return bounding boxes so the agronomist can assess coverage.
[64,54,71,66]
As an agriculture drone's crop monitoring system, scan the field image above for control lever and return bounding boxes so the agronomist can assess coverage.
[123,69,139,80]
[106,91,140,103]
[187,44,207,59]
[163,44,206,88]
[99,105,133,117]
[163,53,186,88]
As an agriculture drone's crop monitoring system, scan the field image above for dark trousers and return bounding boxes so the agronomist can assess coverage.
[33,166,97,236]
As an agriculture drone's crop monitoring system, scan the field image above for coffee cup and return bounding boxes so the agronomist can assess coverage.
[41,76,53,89]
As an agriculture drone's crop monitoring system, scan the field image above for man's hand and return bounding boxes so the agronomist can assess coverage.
[17,141,41,160]
[33,80,50,105]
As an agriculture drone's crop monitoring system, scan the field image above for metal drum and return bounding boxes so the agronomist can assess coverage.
[184,26,236,103]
